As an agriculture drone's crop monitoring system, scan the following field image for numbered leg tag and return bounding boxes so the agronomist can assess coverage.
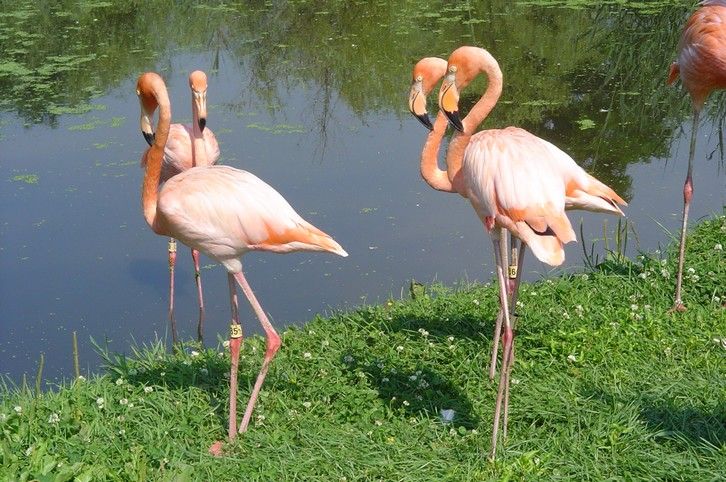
[230,324,242,339]
[168,239,177,253]
[508,265,518,279]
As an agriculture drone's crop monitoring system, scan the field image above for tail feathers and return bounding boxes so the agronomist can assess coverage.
[567,175,627,215]
[498,216,566,266]
[257,222,348,256]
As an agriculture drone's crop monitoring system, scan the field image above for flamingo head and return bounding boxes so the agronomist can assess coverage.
[189,70,209,131]
[409,57,447,131]
[136,72,162,146]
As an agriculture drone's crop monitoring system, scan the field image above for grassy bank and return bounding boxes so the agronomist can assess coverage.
[1,214,724,481]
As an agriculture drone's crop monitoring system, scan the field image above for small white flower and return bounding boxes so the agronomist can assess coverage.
[117,415,125,422]
[691,274,700,282]
[661,268,670,278]
[223,340,230,348]
[303,352,312,359]
[472,299,480,306]
[25,446,33,457]
[660,259,668,266]
[409,375,417,381]
[190,350,200,357]
[376,362,384,369]
[402,400,410,406]
[118,429,125,435]
[119,398,128,405]
[375,420,383,426]
[511,378,520,385]
[428,342,435,347]
[447,336,454,342]
[382,377,389,382]
[96,398,105,408]
[630,304,638,311]
[396,346,404,352]
[115,378,124,386]
[257,414,266,421]
[76,375,86,381]
[200,368,208,376]
[562,311,570,320]
[182,360,191,366]
[713,295,721,304]
[48,413,60,424]
[128,402,134,408]
[160,372,166,377]
[0,413,6,422]
[567,354,577,363]
[448,345,455,350]
[715,243,723,251]
[581,274,589,281]
[302,401,312,409]
[13,406,22,414]
[418,328,429,337]
[449,428,457,435]
[687,267,695,274]
[343,355,354,363]
[638,272,648,279]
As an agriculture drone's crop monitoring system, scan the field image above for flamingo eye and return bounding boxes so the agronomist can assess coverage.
[415,75,423,82]
[449,65,457,74]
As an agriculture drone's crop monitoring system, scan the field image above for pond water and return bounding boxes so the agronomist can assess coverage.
[1,1,724,383]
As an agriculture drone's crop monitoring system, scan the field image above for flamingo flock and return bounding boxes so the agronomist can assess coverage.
[130,1,715,461]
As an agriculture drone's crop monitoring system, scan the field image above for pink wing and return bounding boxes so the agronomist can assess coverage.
[157,166,347,272]
[462,127,579,266]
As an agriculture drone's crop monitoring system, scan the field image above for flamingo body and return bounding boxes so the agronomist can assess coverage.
[157,165,347,272]
[158,123,220,181]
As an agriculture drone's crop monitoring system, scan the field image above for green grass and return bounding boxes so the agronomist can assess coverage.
[1,214,724,481]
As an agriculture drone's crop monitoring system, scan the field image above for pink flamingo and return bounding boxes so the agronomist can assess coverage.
[139,70,220,344]
[435,46,626,459]
[666,0,726,312]
[136,72,347,445]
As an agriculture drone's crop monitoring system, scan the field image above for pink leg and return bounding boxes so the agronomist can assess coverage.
[191,248,206,343]
[489,232,509,381]
[227,273,242,441]
[672,109,699,313]
[502,242,526,441]
[234,270,281,434]
[168,238,179,345]
[489,228,513,461]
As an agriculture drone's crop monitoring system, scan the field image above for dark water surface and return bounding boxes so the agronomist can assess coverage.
[1,1,724,382]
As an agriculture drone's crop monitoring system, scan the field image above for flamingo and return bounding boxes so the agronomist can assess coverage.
[666,0,726,312]
[136,72,347,444]
[434,46,626,459]
[409,57,523,381]
[139,70,221,344]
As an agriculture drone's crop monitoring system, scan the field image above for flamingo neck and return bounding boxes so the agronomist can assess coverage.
[142,83,172,235]
[420,111,455,193]
[191,102,208,167]
[446,49,503,191]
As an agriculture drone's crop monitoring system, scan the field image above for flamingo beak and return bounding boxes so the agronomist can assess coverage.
[142,131,155,146]
[194,90,208,131]
[408,80,433,131]
[140,111,155,146]
[439,73,464,133]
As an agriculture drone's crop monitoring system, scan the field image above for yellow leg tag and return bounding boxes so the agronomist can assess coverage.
[508,265,518,279]
[168,239,177,253]
[230,324,242,339]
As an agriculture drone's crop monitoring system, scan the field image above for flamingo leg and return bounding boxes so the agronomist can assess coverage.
[168,238,179,346]
[191,248,206,343]
[488,231,509,381]
[502,242,526,442]
[489,228,513,461]
[234,270,281,434]
[227,272,242,441]
[672,108,699,313]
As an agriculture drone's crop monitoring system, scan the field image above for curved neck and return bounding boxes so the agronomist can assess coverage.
[445,49,503,191]
[420,111,455,193]
[141,82,172,234]
[191,99,208,167]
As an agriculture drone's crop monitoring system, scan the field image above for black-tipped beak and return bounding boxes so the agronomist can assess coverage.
[414,112,433,131]
[443,109,464,133]
[198,117,206,131]
[142,131,155,146]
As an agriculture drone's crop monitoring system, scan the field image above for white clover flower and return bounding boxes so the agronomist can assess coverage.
[48,413,60,424]
[630,304,638,311]
[661,259,668,266]
[418,380,429,389]
[322,339,330,347]
[199,368,208,376]
[691,274,700,282]
[418,328,429,337]
[715,243,723,251]
[0,413,6,422]
[117,415,125,422]
[638,272,648,279]
[382,377,389,383]
[115,378,124,386]
[25,446,33,457]
[375,420,383,426]
[409,375,417,381]
[447,336,454,342]
[428,342,435,347]
[118,429,125,435]
[303,352,312,359]
[448,345,456,350]
[13,406,22,414]
[76,375,86,381]
[396,346,404,352]
[302,401,312,409]
[96,398,105,408]
[661,268,670,278]
[223,340,230,348]
[160,372,166,377]
[562,311,570,320]
[687,267,695,274]
[511,378,520,385]
[472,299,480,306]
[581,274,589,281]
[190,350,200,357]
[402,400,410,406]
[343,355,354,363]
[119,398,128,405]
[516,300,524,308]
[567,354,577,363]
[714,295,722,304]
[449,428,457,435]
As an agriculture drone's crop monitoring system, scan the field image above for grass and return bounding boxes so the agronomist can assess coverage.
[1,214,724,481]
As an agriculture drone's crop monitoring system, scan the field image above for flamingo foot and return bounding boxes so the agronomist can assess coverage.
[208,440,225,457]
[668,302,687,314]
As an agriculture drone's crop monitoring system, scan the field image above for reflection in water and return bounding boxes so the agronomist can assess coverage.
[0,1,723,381]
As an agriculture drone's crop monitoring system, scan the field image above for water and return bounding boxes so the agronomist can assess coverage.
[1,2,724,383]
